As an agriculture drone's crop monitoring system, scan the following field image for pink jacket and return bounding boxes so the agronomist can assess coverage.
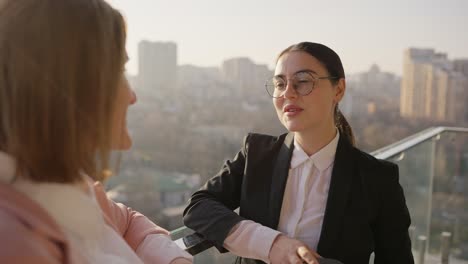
[0,181,189,263]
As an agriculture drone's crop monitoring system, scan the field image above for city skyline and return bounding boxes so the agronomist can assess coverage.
[400,48,468,122]
[108,0,468,76]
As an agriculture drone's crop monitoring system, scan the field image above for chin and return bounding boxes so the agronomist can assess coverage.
[282,120,305,132]
[119,138,132,150]
[283,125,303,133]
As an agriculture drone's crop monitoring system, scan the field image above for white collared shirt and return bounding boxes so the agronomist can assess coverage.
[224,132,339,263]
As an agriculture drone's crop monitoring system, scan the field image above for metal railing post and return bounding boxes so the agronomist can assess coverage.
[409,226,416,249]
[418,235,427,264]
[441,232,452,264]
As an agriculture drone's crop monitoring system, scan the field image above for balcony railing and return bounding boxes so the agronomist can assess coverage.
[171,126,468,264]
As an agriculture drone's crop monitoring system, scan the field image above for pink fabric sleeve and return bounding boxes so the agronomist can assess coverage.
[224,220,281,263]
[94,182,193,263]
[93,182,169,248]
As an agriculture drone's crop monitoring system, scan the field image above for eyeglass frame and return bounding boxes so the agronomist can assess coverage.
[265,70,339,98]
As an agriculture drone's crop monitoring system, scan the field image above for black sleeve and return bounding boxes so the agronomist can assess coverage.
[374,163,415,264]
[183,134,249,251]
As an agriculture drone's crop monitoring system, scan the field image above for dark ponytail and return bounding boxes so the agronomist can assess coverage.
[278,42,356,146]
[334,105,355,146]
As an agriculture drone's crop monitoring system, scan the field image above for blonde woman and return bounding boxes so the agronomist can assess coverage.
[0,0,192,263]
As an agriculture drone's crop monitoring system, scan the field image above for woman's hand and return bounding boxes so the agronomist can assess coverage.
[269,235,320,264]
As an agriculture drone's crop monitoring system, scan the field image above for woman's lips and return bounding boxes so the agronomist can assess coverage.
[283,104,303,117]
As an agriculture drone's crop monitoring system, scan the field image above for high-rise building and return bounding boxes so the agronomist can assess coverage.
[138,41,177,98]
[177,65,227,99]
[446,72,468,123]
[400,48,466,122]
[452,59,468,123]
[221,57,272,101]
[453,59,468,76]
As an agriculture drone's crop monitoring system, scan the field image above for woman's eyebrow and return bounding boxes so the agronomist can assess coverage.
[274,69,318,78]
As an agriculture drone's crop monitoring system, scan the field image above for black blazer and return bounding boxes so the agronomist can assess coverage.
[183,133,414,264]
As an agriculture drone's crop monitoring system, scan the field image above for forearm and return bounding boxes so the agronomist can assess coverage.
[136,234,193,264]
[183,195,245,248]
[183,135,250,250]
[224,220,281,263]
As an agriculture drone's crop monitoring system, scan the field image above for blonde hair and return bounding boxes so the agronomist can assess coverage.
[0,0,127,182]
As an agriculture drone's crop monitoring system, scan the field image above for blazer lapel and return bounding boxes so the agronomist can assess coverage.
[268,132,294,229]
[317,135,355,255]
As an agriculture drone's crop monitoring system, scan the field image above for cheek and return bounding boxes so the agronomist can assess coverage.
[273,98,283,112]
[311,89,334,109]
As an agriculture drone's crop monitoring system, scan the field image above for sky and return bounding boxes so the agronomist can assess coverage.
[108,0,468,76]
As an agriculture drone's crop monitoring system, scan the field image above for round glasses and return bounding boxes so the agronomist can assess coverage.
[265,71,338,98]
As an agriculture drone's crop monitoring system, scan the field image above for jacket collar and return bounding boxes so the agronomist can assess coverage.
[317,134,356,255]
[268,132,295,229]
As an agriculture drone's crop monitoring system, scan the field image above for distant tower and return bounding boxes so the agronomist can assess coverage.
[453,59,468,76]
[400,48,460,121]
[452,59,468,123]
[221,57,272,100]
[138,41,177,97]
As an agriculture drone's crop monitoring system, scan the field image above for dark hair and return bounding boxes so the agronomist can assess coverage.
[277,42,355,146]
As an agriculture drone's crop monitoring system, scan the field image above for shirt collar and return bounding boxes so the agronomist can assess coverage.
[0,151,104,243]
[290,131,340,172]
[13,178,105,244]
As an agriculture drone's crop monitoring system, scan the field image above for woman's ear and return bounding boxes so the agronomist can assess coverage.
[334,78,346,104]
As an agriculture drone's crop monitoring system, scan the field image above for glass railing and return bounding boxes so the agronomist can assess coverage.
[171,126,468,264]
[372,127,468,263]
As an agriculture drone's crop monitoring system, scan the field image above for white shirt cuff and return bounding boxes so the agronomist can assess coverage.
[136,234,193,264]
[223,220,281,263]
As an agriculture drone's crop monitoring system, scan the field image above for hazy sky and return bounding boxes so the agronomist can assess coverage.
[108,0,468,76]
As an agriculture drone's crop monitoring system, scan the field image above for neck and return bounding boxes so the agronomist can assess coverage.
[294,124,337,156]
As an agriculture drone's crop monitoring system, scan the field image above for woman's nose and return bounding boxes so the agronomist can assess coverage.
[283,82,297,99]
